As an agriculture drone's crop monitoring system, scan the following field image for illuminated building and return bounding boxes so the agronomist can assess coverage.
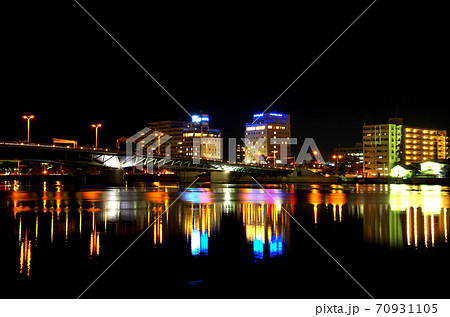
[147,120,190,157]
[333,142,363,175]
[117,116,223,160]
[403,127,448,165]
[182,114,223,160]
[244,113,291,165]
[419,160,450,178]
[390,163,419,178]
[363,118,403,177]
[235,141,246,163]
[116,120,189,157]
[363,117,448,177]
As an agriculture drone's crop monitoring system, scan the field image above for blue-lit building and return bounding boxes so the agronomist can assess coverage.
[244,113,291,165]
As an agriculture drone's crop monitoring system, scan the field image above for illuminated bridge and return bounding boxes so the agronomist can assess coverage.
[0,142,293,176]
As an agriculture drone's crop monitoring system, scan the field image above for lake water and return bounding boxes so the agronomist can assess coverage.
[1,181,449,298]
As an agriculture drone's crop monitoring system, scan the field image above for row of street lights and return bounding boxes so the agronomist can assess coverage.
[22,115,102,148]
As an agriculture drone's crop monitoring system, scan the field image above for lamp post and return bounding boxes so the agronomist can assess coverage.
[91,124,102,148]
[154,132,164,155]
[332,155,343,173]
[22,115,34,143]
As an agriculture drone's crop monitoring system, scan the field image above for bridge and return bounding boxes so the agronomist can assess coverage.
[0,143,294,182]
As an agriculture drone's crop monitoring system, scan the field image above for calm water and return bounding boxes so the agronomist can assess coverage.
[0,181,449,298]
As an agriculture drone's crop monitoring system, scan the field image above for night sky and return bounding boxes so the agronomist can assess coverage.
[3,1,450,157]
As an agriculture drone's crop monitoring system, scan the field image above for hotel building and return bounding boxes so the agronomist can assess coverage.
[117,115,222,161]
[244,113,291,165]
[181,114,222,161]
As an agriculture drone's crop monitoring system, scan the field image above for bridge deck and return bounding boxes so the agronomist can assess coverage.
[0,143,294,175]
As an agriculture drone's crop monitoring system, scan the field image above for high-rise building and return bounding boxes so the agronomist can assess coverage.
[147,120,190,157]
[362,118,403,177]
[235,141,246,164]
[182,114,222,161]
[116,120,189,156]
[244,113,291,165]
[363,117,449,177]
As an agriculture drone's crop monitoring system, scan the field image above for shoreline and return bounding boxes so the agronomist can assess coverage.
[1,174,450,186]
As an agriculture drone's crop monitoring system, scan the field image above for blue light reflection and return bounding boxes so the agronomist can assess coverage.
[191,228,208,256]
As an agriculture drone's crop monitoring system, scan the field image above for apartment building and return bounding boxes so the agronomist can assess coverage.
[362,118,403,177]
[363,117,448,177]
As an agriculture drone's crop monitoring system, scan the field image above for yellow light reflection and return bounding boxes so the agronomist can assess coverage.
[19,231,32,277]
[384,184,450,249]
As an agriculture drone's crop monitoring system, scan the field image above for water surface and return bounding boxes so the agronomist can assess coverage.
[0,181,449,298]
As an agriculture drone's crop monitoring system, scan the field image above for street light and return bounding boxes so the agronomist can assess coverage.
[91,124,102,148]
[22,115,34,143]
[154,132,164,154]
[332,154,343,173]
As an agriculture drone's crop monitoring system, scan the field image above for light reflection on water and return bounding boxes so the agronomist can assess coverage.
[1,182,449,280]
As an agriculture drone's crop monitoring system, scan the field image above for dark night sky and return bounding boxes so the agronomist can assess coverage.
[3,1,450,157]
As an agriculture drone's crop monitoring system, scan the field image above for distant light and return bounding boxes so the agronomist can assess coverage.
[192,114,209,123]
[269,113,283,117]
[253,113,264,117]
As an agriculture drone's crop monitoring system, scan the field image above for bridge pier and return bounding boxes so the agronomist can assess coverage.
[210,171,255,183]
[176,170,202,183]
[210,171,231,183]
[99,169,124,186]
[68,169,87,185]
